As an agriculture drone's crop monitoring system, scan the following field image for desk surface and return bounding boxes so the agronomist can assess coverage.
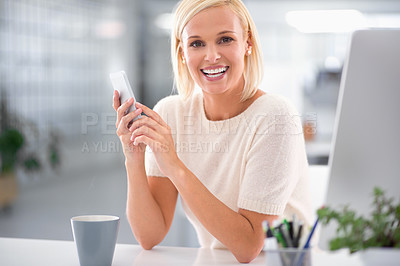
[0,237,364,266]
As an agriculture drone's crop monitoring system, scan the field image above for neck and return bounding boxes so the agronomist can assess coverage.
[202,89,263,121]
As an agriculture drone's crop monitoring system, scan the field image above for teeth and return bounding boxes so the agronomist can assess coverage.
[210,72,223,77]
[202,67,227,75]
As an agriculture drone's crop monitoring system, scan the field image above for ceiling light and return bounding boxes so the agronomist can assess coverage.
[286,10,367,33]
[155,13,173,31]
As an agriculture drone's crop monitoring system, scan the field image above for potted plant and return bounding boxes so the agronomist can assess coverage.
[317,187,400,265]
[0,90,60,210]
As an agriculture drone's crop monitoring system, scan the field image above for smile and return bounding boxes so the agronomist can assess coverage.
[201,66,229,78]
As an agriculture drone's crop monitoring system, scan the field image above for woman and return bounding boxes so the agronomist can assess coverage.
[113,0,312,263]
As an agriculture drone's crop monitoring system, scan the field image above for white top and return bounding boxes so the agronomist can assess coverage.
[145,92,313,248]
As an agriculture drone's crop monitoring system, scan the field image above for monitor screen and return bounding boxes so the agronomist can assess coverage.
[319,29,400,249]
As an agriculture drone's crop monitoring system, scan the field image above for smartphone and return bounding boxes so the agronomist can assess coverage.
[110,71,141,121]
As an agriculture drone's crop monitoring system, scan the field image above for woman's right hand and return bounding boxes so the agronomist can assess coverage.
[113,90,145,159]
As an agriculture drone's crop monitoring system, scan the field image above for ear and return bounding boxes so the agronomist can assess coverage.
[246,31,253,50]
[245,31,253,56]
[179,42,186,63]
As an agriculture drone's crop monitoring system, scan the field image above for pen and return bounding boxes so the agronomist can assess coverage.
[263,221,283,266]
[288,221,294,241]
[279,224,294,248]
[294,222,303,248]
[272,220,287,248]
[295,218,318,266]
[303,218,319,249]
[283,218,295,243]
[263,221,279,250]
[292,214,298,240]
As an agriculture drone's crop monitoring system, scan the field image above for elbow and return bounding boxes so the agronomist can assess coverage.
[137,235,161,250]
[126,213,161,250]
[136,234,164,250]
[233,247,261,264]
[130,226,161,250]
[139,241,156,250]
[232,241,263,264]
[234,253,258,264]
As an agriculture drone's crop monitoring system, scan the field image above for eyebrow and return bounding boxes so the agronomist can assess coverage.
[188,30,236,40]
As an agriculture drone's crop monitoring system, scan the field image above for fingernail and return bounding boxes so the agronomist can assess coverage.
[129,97,134,103]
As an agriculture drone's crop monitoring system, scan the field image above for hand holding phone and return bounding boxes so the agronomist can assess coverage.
[110,71,141,121]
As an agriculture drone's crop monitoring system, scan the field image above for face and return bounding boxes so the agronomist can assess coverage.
[181,6,251,96]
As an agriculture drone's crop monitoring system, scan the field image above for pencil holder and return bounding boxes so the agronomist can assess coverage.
[265,248,311,266]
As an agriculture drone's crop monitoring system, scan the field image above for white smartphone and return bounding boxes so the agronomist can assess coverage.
[110,71,141,121]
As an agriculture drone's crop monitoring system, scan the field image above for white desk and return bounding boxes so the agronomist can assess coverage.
[0,237,364,266]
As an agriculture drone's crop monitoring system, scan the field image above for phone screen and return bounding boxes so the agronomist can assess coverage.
[110,71,141,120]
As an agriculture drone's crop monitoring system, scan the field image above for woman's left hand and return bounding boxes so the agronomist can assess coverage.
[129,102,180,177]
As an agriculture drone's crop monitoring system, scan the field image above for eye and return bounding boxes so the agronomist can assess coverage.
[190,40,204,48]
[219,36,234,44]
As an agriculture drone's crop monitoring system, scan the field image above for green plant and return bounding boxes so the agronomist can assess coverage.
[0,89,60,175]
[0,128,27,173]
[317,187,400,253]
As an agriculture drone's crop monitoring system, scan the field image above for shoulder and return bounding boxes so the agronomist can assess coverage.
[250,93,299,117]
[245,93,303,135]
[152,92,202,121]
[153,94,181,113]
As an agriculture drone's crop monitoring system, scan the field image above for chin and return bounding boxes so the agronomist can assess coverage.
[200,85,230,95]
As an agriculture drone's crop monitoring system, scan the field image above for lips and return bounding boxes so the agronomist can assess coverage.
[201,66,229,78]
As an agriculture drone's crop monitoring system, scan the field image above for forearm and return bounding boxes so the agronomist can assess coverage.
[125,158,167,249]
[169,162,264,262]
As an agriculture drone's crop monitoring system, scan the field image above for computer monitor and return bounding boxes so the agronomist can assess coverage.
[319,29,400,249]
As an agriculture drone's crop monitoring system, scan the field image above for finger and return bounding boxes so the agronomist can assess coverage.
[131,124,161,143]
[117,97,134,117]
[132,134,151,147]
[118,108,142,132]
[134,135,169,153]
[116,97,134,127]
[113,90,120,111]
[135,102,168,128]
[129,116,167,135]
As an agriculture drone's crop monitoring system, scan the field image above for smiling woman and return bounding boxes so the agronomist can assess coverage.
[112,0,313,263]
[180,6,249,102]
[171,0,264,103]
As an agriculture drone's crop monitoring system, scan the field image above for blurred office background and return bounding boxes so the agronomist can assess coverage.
[0,0,399,247]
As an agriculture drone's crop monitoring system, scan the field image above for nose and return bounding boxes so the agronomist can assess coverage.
[204,44,221,63]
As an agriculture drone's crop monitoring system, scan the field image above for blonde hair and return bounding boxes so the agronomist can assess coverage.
[171,0,264,102]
